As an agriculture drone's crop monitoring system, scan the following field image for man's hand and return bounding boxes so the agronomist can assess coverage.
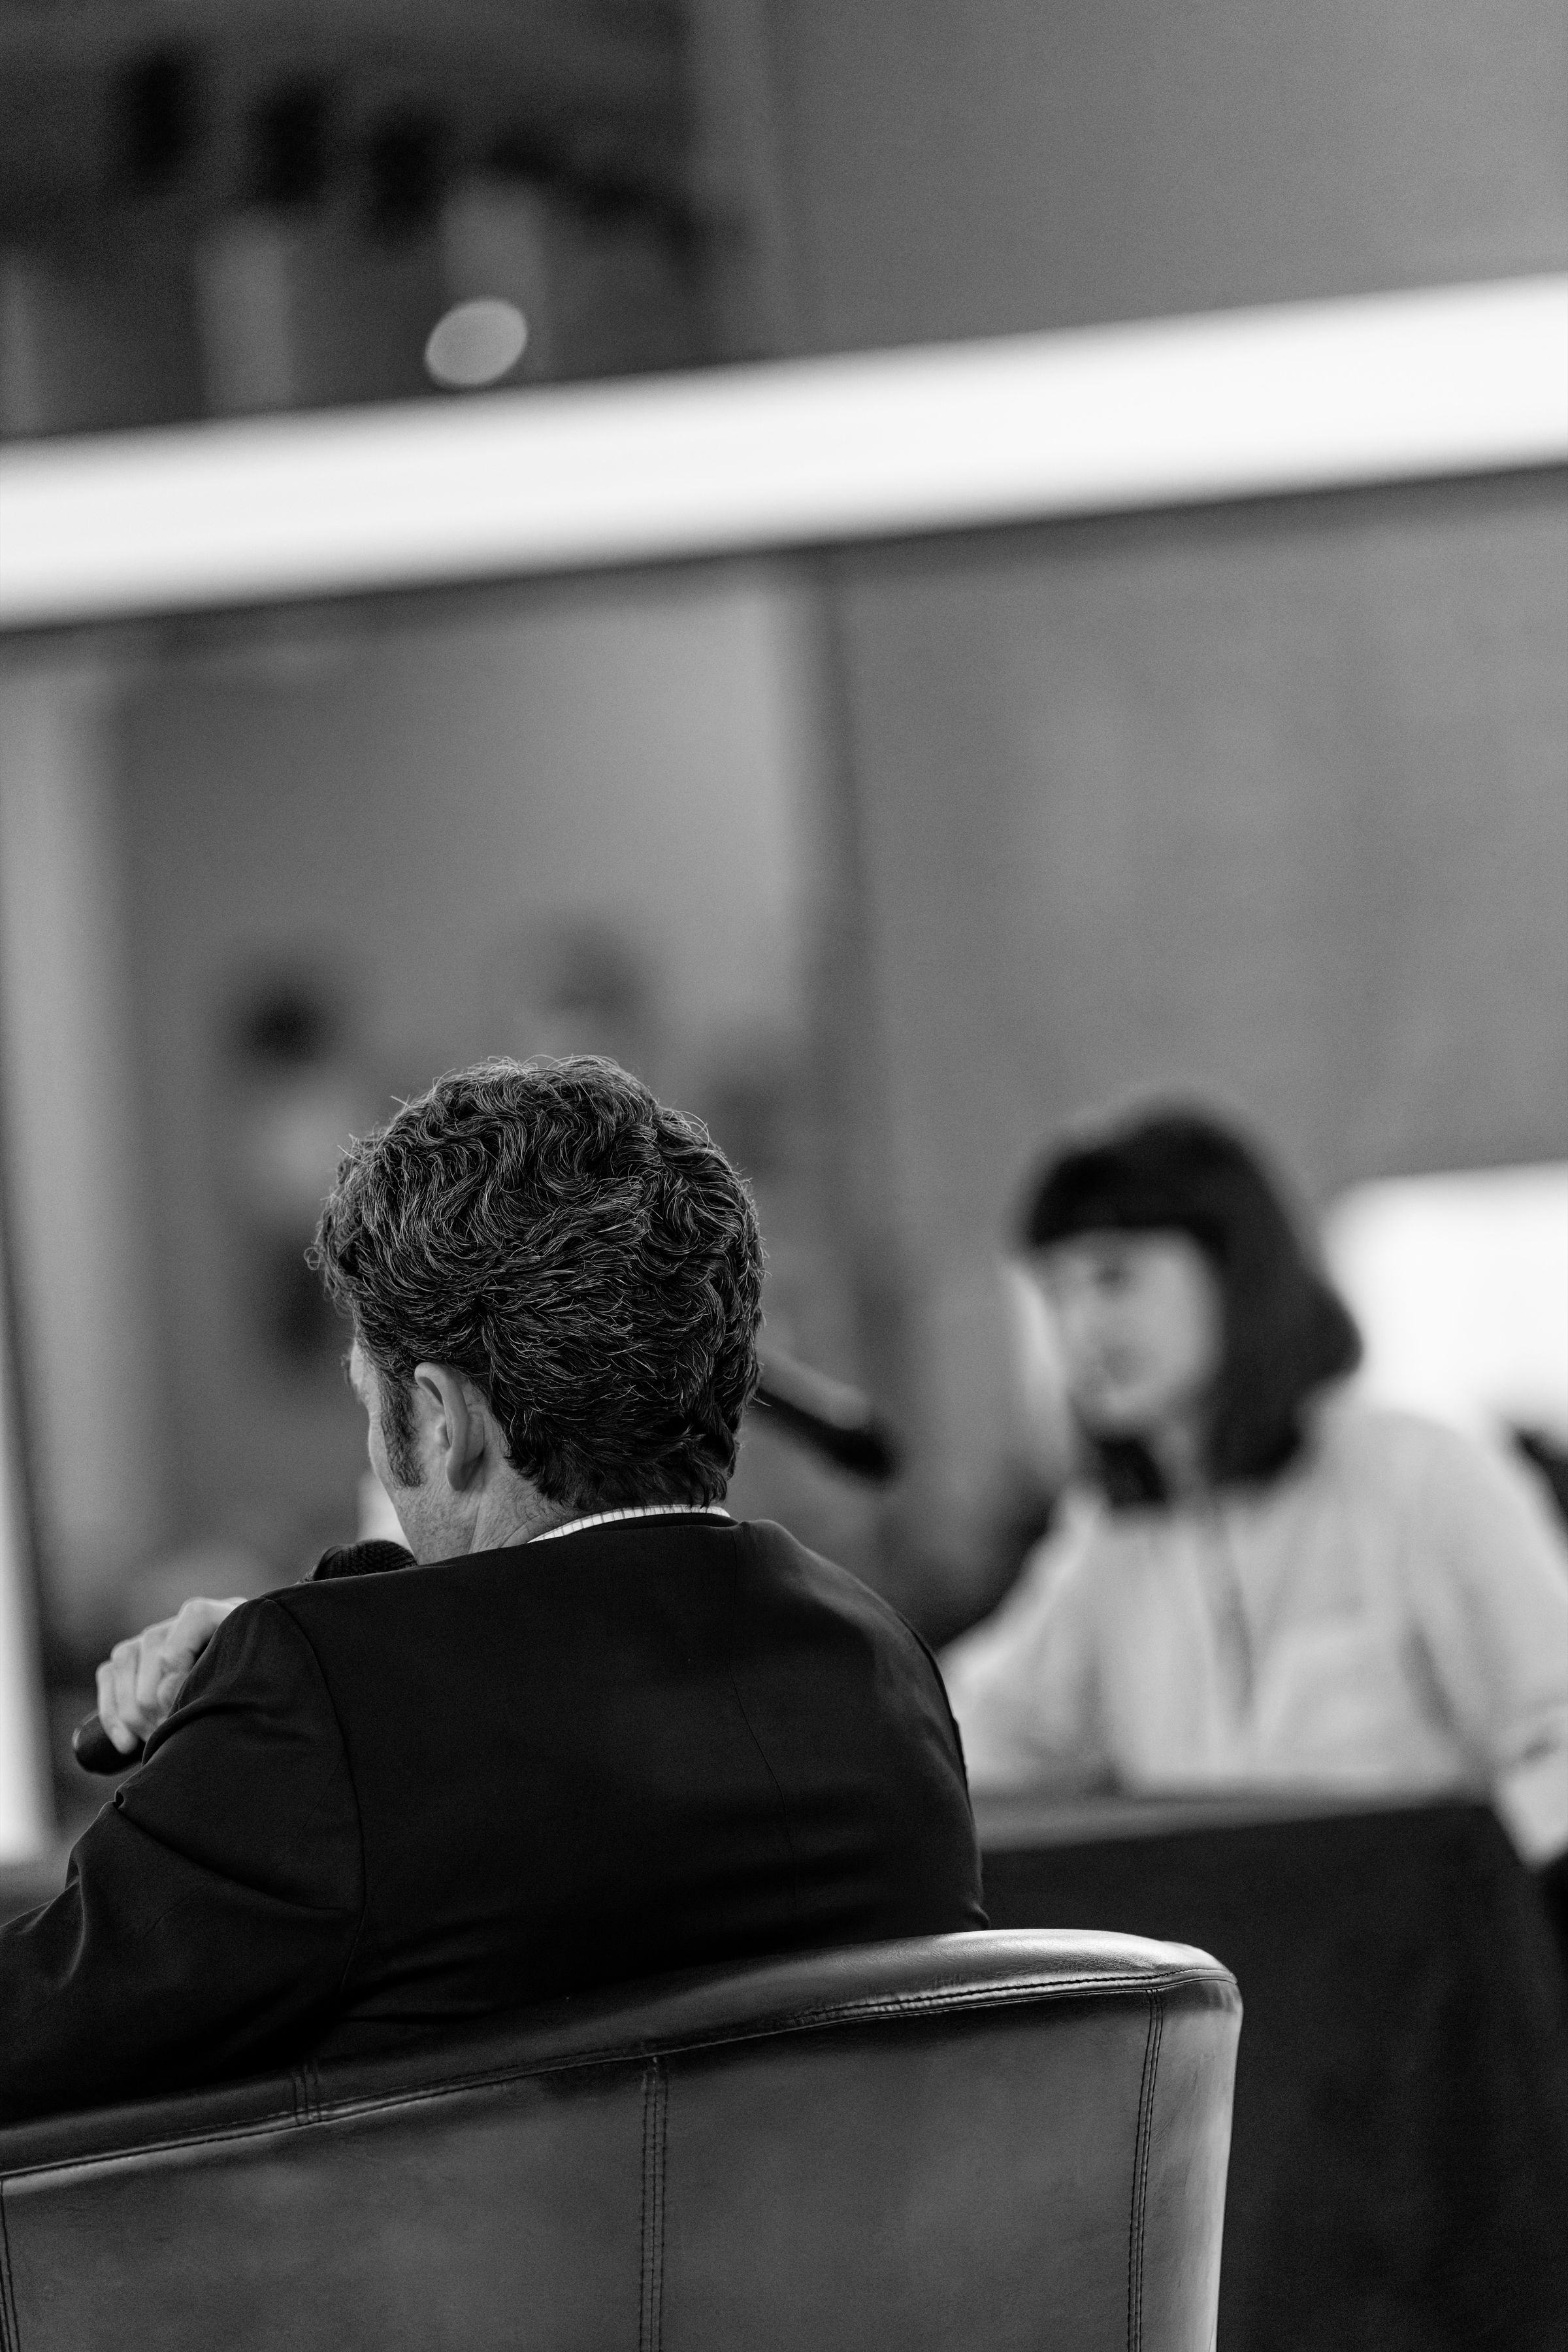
[95,1597,248,1754]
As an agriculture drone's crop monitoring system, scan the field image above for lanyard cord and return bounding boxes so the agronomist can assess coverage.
[1196,1500,1255,1719]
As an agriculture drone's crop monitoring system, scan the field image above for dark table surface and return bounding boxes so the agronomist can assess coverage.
[975,1790,1568,2352]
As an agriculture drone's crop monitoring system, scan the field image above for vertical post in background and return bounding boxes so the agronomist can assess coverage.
[0,661,170,1663]
[785,561,939,1619]
[0,882,53,1864]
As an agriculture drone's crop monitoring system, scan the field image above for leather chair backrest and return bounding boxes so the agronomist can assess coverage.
[0,1929,1239,2351]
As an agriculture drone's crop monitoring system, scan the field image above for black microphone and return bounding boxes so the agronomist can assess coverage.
[71,1714,139,1776]
[71,1539,419,1776]
[750,1350,902,1483]
[306,1538,416,1582]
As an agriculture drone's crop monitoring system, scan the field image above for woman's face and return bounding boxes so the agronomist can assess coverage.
[1034,1229,1224,1442]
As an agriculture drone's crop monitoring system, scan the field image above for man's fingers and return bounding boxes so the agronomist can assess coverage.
[109,1636,148,1740]
[132,1617,179,1719]
[95,1653,144,1754]
[94,1597,247,1753]
[172,1595,242,1659]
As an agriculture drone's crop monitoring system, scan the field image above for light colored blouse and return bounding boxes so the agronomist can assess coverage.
[940,1397,1568,1861]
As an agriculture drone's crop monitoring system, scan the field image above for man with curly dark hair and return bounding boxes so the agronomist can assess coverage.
[0,1057,983,2121]
[313,1056,768,1532]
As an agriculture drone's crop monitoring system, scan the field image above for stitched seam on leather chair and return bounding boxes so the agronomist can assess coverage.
[289,2064,324,2127]
[0,1965,1233,2182]
[1126,1989,1164,2352]
[239,1967,1233,2130]
[639,2058,668,2352]
[753,1972,1216,2030]
[0,2106,303,2186]
[0,2185,20,2352]
[278,1964,1232,2121]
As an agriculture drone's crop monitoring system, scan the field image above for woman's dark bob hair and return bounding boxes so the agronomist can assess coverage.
[1021,1105,1361,1508]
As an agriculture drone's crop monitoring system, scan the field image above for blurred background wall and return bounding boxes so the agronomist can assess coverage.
[3,568,896,1649]
[755,0,1568,1584]
[764,0,1568,345]
[0,0,1565,1708]
[821,484,1568,1576]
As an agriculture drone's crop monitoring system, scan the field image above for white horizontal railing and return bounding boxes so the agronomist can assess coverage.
[1,274,1565,629]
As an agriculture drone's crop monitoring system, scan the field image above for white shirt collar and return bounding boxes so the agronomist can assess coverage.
[529,1503,731,1545]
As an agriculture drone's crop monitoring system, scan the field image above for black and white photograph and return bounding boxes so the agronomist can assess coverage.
[0,2,1565,2344]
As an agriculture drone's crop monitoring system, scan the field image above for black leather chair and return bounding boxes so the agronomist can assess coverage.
[0,1929,1239,2351]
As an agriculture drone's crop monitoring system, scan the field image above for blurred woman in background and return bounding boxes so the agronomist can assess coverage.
[941,1107,1568,1878]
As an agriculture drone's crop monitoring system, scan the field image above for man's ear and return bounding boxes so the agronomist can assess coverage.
[412,1363,490,1492]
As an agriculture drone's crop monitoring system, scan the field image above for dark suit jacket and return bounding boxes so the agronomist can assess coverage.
[0,1514,984,2121]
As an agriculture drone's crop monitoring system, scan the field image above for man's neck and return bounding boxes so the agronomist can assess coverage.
[406,1484,721,1562]
[478,1489,580,1551]
[401,1482,578,1562]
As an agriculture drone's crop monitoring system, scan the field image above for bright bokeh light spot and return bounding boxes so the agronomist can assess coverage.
[424,298,528,390]
[1324,1164,1568,1441]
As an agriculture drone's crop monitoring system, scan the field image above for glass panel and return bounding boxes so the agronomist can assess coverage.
[3,461,1565,1814]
